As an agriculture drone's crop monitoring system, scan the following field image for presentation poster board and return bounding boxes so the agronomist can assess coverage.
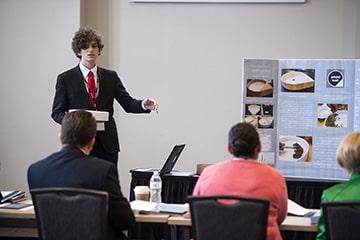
[242,58,360,180]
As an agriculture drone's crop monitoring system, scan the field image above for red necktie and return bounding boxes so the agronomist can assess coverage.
[87,71,96,107]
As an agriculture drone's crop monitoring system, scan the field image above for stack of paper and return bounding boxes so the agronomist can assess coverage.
[310,211,321,224]
[0,202,33,210]
[0,191,25,203]
[169,171,196,177]
[131,200,189,214]
[287,199,318,217]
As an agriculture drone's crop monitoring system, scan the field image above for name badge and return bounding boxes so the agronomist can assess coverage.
[97,122,105,131]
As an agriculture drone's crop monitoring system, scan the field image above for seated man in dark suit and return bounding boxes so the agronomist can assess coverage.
[28,110,135,240]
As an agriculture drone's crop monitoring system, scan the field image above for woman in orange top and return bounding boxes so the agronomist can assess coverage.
[192,122,288,240]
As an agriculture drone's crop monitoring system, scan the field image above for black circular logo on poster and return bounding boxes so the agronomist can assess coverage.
[327,70,343,87]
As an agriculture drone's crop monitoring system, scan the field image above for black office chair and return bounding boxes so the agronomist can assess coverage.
[31,188,108,240]
[322,201,360,240]
[188,195,269,240]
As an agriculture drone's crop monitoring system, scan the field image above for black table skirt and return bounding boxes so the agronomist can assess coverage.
[129,170,341,240]
[130,171,198,204]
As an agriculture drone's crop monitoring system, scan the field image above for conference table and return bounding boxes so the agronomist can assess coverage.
[166,214,317,240]
[0,201,169,238]
[129,170,340,240]
[129,170,341,208]
[0,200,36,238]
[0,200,317,239]
[167,215,317,232]
[0,169,338,239]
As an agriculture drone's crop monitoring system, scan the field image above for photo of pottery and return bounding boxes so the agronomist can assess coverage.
[246,79,273,97]
[258,116,274,129]
[317,103,348,128]
[244,104,274,129]
[258,104,273,129]
[279,135,312,162]
[281,69,315,92]
[241,58,359,180]
[245,104,261,115]
[244,115,258,128]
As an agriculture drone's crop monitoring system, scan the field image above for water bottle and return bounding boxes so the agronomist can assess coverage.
[149,171,162,203]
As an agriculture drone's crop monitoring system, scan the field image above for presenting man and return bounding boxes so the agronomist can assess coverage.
[52,27,158,164]
[28,111,135,240]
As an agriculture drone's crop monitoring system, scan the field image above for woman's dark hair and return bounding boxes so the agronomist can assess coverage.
[228,122,260,158]
[60,110,97,148]
[71,27,104,58]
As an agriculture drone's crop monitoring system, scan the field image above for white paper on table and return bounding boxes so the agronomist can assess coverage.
[130,200,189,214]
[158,203,189,214]
[169,171,196,176]
[0,190,25,203]
[19,205,34,211]
[134,168,159,172]
[1,191,13,197]
[288,199,316,216]
[310,210,321,224]
[131,200,158,212]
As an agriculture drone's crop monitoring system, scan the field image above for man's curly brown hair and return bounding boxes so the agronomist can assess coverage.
[71,27,104,58]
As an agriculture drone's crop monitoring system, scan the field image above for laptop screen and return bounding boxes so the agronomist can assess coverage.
[159,144,185,175]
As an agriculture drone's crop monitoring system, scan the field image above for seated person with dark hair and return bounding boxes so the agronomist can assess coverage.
[316,132,360,240]
[28,110,135,240]
[192,122,288,240]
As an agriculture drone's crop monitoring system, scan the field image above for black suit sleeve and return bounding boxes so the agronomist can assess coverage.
[51,75,68,124]
[103,164,135,236]
[113,72,150,114]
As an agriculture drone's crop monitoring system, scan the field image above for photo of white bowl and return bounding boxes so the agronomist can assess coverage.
[334,110,347,128]
[324,110,348,128]
[259,116,273,128]
[246,79,273,97]
[279,136,309,162]
[244,115,258,127]
[317,104,332,120]
[318,104,348,128]
[247,104,261,115]
[281,71,315,91]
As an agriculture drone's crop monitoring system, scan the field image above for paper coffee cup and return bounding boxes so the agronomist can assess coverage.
[134,186,150,201]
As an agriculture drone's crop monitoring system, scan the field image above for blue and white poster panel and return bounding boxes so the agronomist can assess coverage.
[243,58,360,180]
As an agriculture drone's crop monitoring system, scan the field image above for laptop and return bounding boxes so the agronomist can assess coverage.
[159,144,185,175]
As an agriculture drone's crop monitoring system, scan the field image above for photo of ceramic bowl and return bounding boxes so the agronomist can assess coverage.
[279,136,309,162]
[281,71,314,91]
[247,79,273,97]
[334,110,347,128]
[247,104,261,115]
[244,115,258,128]
[317,104,332,120]
[258,116,273,128]
[325,110,348,128]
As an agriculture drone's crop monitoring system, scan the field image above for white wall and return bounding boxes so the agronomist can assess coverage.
[83,0,360,197]
[0,0,80,190]
[1,0,359,199]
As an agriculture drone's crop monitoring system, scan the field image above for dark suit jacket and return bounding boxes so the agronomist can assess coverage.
[51,65,150,153]
[27,145,135,240]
